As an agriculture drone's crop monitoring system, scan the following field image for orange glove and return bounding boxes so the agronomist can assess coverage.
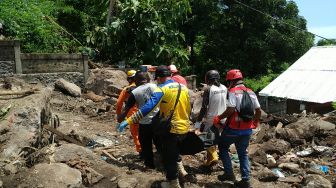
[213,116,221,128]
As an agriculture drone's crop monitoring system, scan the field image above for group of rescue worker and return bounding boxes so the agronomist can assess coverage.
[116,65,261,188]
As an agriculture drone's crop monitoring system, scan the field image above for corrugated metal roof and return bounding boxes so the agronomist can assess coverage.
[259,46,336,104]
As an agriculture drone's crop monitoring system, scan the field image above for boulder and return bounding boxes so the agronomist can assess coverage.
[261,138,291,155]
[23,163,82,188]
[190,91,203,122]
[304,174,332,188]
[256,167,279,182]
[276,118,319,145]
[117,177,138,188]
[249,144,267,164]
[55,78,81,97]
[53,144,96,163]
[85,69,128,96]
[278,163,300,173]
[316,119,335,131]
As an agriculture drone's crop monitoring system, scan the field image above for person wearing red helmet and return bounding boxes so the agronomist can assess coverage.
[168,64,188,86]
[213,69,261,188]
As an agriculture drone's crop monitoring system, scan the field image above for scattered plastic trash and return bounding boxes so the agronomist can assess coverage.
[101,156,108,161]
[296,148,313,157]
[296,145,333,157]
[231,154,239,163]
[320,166,329,174]
[0,104,11,120]
[267,154,276,166]
[95,136,114,147]
[272,168,285,178]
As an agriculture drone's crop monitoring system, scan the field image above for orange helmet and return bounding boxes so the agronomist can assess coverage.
[226,69,243,81]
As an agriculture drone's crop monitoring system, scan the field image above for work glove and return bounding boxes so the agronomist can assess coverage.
[117,120,129,132]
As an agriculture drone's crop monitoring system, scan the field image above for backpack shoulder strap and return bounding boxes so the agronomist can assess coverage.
[168,83,181,120]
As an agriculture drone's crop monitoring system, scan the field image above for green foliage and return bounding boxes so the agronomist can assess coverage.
[87,0,191,67]
[244,73,278,92]
[185,0,313,82]
[317,39,336,46]
[0,0,79,53]
[332,101,336,110]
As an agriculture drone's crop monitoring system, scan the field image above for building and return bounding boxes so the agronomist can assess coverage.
[259,46,336,114]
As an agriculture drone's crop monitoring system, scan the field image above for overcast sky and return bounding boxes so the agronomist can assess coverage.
[293,0,336,41]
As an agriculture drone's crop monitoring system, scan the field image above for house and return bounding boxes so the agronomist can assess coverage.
[259,46,336,114]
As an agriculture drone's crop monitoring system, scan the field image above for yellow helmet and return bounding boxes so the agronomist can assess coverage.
[127,70,136,78]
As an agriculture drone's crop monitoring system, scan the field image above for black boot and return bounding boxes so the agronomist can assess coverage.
[234,179,251,188]
[218,173,236,182]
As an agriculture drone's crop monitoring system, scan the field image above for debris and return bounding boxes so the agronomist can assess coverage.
[102,150,118,161]
[0,104,11,120]
[278,176,302,183]
[266,154,276,167]
[261,138,291,155]
[316,119,335,131]
[117,177,138,188]
[53,144,96,163]
[3,163,17,175]
[43,124,84,146]
[82,91,108,102]
[55,78,81,97]
[0,88,39,96]
[257,167,279,182]
[304,174,332,188]
[271,168,285,178]
[21,163,82,188]
[296,145,333,157]
[85,69,128,96]
[67,159,104,186]
[278,163,300,173]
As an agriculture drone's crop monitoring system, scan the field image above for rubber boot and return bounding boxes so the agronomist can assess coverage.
[177,161,188,177]
[204,146,219,166]
[160,179,181,188]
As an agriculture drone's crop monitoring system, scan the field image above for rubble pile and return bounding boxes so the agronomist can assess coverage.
[0,71,335,188]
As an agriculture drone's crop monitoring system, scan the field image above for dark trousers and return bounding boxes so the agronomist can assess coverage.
[139,123,161,168]
[160,133,187,180]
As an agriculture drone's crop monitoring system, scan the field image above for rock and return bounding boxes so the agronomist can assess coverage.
[278,176,302,183]
[276,118,319,145]
[55,78,81,97]
[278,163,300,173]
[25,163,82,188]
[117,177,138,188]
[190,91,203,122]
[53,144,95,163]
[82,91,108,102]
[316,119,335,131]
[261,138,290,155]
[249,144,267,164]
[256,167,279,182]
[85,69,128,96]
[0,179,3,188]
[3,163,17,175]
[304,174,332,188]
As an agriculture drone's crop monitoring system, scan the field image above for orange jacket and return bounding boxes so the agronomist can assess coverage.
[116,83,138,118]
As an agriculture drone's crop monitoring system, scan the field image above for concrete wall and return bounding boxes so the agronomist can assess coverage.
[287,99,333,114]
[0,40,88,86]
[21,54,85,74]
[259,96,287,115]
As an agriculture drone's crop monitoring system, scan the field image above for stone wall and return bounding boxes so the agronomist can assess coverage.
[0,61,15,74]
[14,72,85,88]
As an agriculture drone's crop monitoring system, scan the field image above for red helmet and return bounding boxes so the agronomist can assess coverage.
[226,69,243,81]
